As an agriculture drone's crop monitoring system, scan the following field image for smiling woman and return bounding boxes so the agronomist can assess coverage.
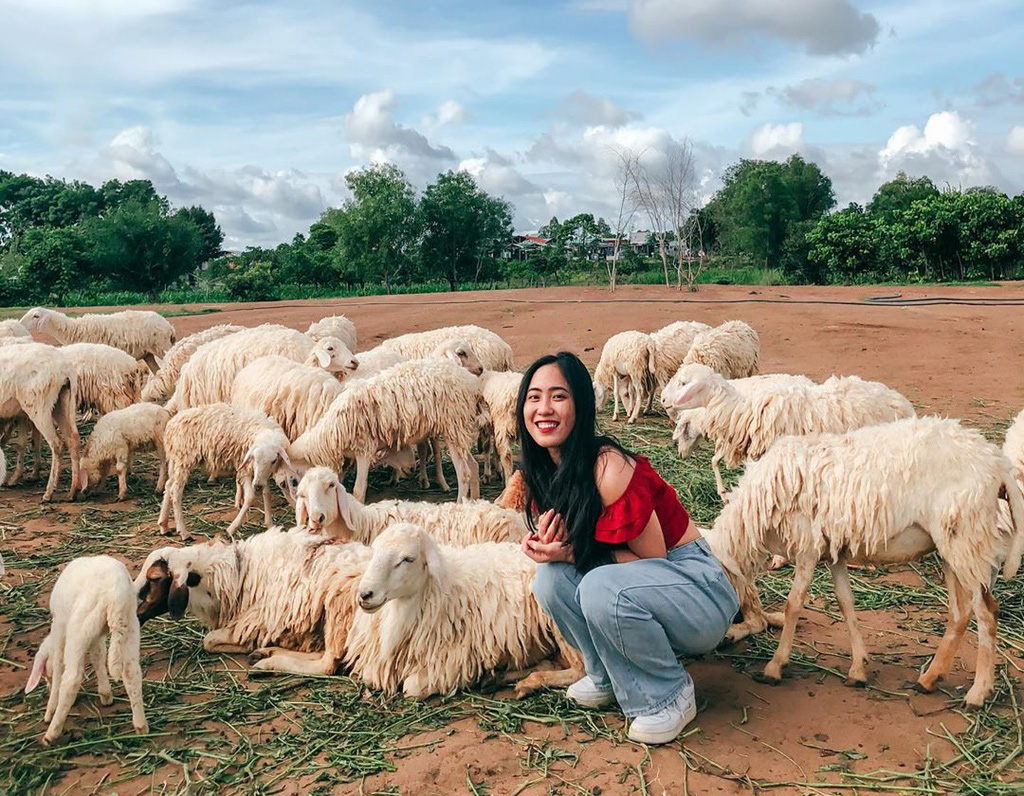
[515,351,740,745]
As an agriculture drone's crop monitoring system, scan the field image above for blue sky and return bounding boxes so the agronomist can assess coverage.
[2,0,1022,249]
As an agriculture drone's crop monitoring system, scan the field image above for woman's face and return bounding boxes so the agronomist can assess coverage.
[524,362,576,454]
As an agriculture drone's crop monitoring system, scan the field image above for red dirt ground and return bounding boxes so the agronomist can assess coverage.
[4,282,1024,794]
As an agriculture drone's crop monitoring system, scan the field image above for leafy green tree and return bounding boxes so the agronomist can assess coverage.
[174,206,224,263]
[13,225,93,303]
[806,205,882,283]
[99,179,168,214]
[418,171,513,291]
[0,172,104,243]
[224,259,278,301]
[867,172,939,220]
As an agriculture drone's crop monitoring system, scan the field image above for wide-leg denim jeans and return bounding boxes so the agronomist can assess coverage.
[533,537,740,717]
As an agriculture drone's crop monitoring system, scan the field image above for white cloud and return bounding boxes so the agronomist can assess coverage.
[750,122,804,157]
[551,90,641,127]
[1008,126,1024,155]
[628,0,880,56]
[767,78,880,115]
[345,89,456,163]
[879,111,994,189]
[423,100,467,132]
[974,73,1024,107]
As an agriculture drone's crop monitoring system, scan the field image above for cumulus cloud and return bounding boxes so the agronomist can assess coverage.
[628,0,880,56]
[345,89,456,163]
[458,155,539,197]
[551,90,641,127]
[878,111,994,188]
[422,99,467,132]
[974,73,1024,107]
[750,122,804,157]
[767,78,880,115]
[1008,126,1024,155]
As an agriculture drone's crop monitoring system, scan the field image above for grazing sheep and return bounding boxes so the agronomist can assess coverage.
[295,467,527,544]
[61,342,145,417]
[650,321,710,401]
[0,319,29,339]
[0,416,41,486]
[159,404,294,539]
[682,320,759,379]
[478,370,523,485]
[24,556,147,745]
[593,330,656,423]
[671,363,915,498]
[346,522,581,698]
[166,325,356,412]
[707,416,1024,707]
[79,403,170,500]
[306,315,357,351]
[134,527,371,676]
[380,325,514,372]
[20,307,175,373]
[231,357,346,441]
[290,359,482,503]
[0,342,80,501]
[141,324,244,403]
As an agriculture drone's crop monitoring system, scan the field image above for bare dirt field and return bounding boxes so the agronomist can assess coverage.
[2,283,1023,795]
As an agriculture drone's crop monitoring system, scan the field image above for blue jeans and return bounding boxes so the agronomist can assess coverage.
[533,537,740,717]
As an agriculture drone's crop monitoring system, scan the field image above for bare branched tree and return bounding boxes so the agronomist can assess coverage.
[608,147,641,291]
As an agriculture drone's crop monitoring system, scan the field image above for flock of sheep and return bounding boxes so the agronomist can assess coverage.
[2,306,1023,751]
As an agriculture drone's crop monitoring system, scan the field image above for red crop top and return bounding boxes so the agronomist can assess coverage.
[594,455,690,548]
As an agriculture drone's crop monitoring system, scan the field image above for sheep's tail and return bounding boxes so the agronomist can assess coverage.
[25,634,54,693]
[1001,475,1024,579]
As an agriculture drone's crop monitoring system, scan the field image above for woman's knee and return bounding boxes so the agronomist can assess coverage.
[532,562,577,612]
[576,568,623,626]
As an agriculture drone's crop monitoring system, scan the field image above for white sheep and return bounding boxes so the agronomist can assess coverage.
[158,404,294,539]
[295,466,527,545]
[347,346,406,381]
[134,527,371,676]
[0,342,81,501]
[0,319,30,339]
[1002,408,1024,486]
[79,403,170,500]
[61,342,145,417]
[593,330,656,423]
[478,370,523,485]
[671,363,915,498]
[141,324,244,403]
[650,320,710,400]
[682,320,760,379]
[20,307,175,373]
[24,556,147,745]
[345,522,582,698]
[290,359,482,503]
[306,314,357,351]
[707,416,1024,707]
[380,325,514,371]
[231,357,346,441]
[166,325,357,412]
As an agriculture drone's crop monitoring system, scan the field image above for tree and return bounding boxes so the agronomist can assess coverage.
[418,171,513,291]
[867,172,939,220]
[12,226,93,303]
[607,148,641,290]
[805,205,881,283]
[174,206,224,264]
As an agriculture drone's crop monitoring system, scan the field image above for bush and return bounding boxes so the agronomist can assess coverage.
[224,260,279,302]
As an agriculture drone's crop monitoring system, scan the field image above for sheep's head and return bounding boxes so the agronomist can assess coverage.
[77,456,109,496]
[134,547,179,624]
[18,307,50,333]
[593,380,607,409]
[136,545,220,625]
[295,466,357,537]
[669,364,718,410]
[357,522,449,612]
[671,409,706,458]
[242,443,292,487]
[310,336,358,377]
[435,339,483,376]
[381,446,416,477]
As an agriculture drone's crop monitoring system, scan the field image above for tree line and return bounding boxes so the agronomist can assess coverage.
[2,158,1023,306]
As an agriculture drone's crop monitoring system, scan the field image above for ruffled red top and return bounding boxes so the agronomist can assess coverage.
[594,455,690,547]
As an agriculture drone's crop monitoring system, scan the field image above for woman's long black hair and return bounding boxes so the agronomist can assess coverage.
[516,351,630,573]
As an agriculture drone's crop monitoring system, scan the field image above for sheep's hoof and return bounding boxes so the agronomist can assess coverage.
[964,686,990,709]
[247,667,277,679]
[845,677,867,689]
[134,722,150,735]
[40,734,57,747]
[912,679,938,694]
[99,692,114,706]
[753,668,782,685]
[247,649,271,665]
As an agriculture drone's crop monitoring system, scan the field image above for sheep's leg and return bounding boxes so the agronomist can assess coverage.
[761,554,816,682]
[142,353,160,375]
[169,476,190,540]
[43,637,64,724]
[416,442,430,488]
[202,628,254,654]
[226,477,255,537]
[233,480,242,510]
[611,373,620,421]
[24,406,62,503]
[89,638,113,706]
[353,456,371,503]
[30,429,41,480]
[513,664,585,699]
[115,461,128,501]
[120,655,148,735]
[965,587,999,707]
[711,451,728,500]
[456,446,480,500]
[7,446,25,485]
[157,472,174,531]
[830,558,869,686]
[55,387,80,501]
[724,577,770,643]
[249,649,336,676]
[261,481,274,528]
[497,434,515,485]
[154,440,167,493]
[43,636,88,746]
[917,567,972,693]
[431,438,450,492]
[628,379,644,423]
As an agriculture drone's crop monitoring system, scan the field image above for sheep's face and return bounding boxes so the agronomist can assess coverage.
[243,444,291,486]
[272,469,300,506]
[671,410,705,459]
[312,337,358,377]
[357,523,446,612]
[295,467,353,534]
[447,340,483,376]
[18,307,47,333]
[77,457,107,494]
[381,446,416,476]
[593,380,607,409]
[669,364,717,410]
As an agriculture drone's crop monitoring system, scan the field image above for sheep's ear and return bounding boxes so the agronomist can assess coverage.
[445,350,461,367]
[336,482,357,530]
[296,496,309,528]
[78,465,88,491]
[241,447,255,467]
[672,381,703,407]
[168,579,190,620]
[424,543,451,595]
[315,348,331,368]
[24,648,48,693]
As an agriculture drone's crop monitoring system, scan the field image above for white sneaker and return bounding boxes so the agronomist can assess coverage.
[566,675,616,708]
[627,687,698,745]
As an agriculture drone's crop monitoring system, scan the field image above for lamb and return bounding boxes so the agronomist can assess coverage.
[295,467,527,544]
[20,307,175,373]
[682,320,760,379]
[345,522,582,698]
[592,330,656,423]
[78,403,170,500]
[0,319,29,339]
[1002,408,1024,486]
[61,342,145,417]
[706,416,1024,707]
[380,325,514,372]
[670,363,915,498]
[134,527,371,676]
[141,324,244,403]
[0,342,80,501]
[24,556,147,745]
[306,314,357,351]
[290,358,482,503]
[166,325,357,412]
[158,404,294,539]
[649,321,710,399]
[478,370,523,485]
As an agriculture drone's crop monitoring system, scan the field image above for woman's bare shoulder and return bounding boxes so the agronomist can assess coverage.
[595,447,635,505]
